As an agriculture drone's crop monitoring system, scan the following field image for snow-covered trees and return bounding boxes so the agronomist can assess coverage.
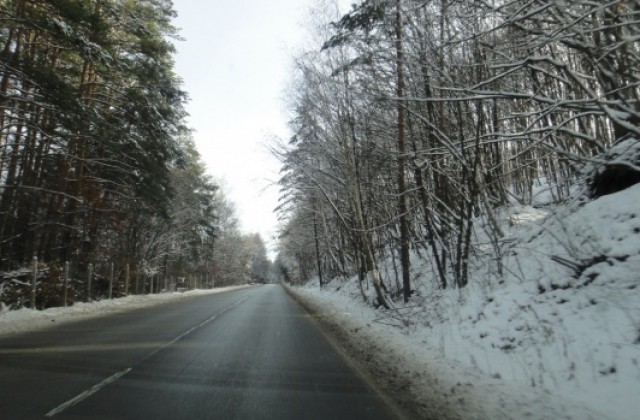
[0,1,271,302]
[275,0,639,302]
[0,0,185,268]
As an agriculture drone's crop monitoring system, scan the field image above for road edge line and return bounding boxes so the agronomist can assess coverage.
[282,283,415,420]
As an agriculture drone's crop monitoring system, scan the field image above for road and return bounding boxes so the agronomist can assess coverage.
[0,284,402,419]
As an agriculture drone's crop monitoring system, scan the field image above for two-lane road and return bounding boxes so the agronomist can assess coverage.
[0,285,402,419]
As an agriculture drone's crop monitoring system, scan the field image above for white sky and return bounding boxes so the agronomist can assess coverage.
[170,0,303,257]
[170,0,349,258]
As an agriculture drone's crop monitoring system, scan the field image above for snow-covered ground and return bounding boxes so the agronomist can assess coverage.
[0,286,251,338]
[289,183,640,420]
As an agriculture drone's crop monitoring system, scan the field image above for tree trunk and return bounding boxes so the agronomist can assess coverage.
[395,0,411,302]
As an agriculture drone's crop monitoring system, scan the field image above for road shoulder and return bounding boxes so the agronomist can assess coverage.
[284,283,461,420]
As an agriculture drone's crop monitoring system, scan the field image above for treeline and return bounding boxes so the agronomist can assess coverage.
[0,0,269,300]
[275,0,639,306]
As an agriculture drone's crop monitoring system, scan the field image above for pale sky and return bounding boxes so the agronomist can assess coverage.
[170,0,306,256]
[170,0,349,257]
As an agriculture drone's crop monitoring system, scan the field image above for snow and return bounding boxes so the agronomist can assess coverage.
[290,183,640,420]
[0,286,251,338]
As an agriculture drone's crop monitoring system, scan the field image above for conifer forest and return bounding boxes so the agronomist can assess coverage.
[0,0,269,307]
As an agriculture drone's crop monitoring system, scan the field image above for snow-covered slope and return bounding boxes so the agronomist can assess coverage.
[291,183,640,419]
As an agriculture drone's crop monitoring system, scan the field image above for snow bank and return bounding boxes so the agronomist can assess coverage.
[291,184,640,419]
[0,286,251,338]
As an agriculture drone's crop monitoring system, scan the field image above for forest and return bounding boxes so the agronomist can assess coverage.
[0,0,269,308]
[274,0,640,307]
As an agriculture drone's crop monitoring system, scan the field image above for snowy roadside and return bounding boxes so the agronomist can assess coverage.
[283,184,640,420]
[288,284,612,420]
[0,285,252,338]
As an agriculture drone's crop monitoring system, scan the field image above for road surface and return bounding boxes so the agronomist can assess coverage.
[0,284,402,419]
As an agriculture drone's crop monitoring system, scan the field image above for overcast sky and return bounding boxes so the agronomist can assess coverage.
[170,0,349,258]
[170,0,304,257]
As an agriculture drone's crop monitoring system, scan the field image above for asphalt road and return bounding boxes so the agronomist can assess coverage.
[0,284,402,419]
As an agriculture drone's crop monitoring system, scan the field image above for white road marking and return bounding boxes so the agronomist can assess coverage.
[45,368,132,417]
[139,297,247,362]
[45,297,248,417]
